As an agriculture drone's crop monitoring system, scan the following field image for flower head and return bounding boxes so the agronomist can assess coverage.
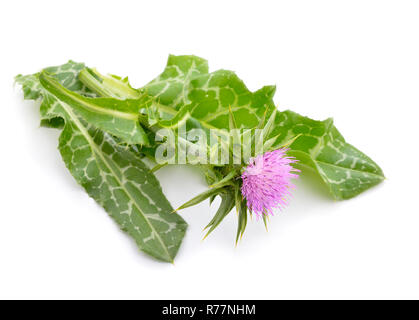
[241,148,299,217]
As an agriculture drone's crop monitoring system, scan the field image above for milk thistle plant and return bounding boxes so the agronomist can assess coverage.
[15,55,384,262]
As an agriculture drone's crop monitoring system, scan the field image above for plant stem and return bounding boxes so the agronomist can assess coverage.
[79,68,140,99]
[79,68,177,118]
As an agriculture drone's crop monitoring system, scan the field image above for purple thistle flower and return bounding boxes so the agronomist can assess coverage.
[241,148,300,217]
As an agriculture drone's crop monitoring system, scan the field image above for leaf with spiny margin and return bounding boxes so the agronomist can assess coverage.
[16,60,98,128]
[142,55,277,131]
[144,55,209,110]
[267,110,385,199]
[16,64,188,262]
[39,72,150,146]
[185,71,276,131]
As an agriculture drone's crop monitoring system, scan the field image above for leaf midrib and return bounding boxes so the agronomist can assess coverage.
[42,73,139,121]
[65,90,139,121]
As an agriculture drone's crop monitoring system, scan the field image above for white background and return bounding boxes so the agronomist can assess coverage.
[1,0,418,300]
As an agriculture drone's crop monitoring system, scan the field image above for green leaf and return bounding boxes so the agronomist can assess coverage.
[185,72,276,130]
[204,190,235,239]
[39,72,150,146]
[269,110,385,199]
[143,55,276,131]
[16,60,98,127]
[176,187,224,211]
[144,55,209,110]
[146,55,383,199]
[17,64,187,262]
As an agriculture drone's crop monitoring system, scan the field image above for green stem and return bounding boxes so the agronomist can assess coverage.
[79,68,178,118]
[79,68,141,99]
[79,68,213,163]
[151,163,168,172]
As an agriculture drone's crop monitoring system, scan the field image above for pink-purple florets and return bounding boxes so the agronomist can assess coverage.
[241,148,299,217]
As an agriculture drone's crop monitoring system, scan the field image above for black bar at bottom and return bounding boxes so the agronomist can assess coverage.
[0,299,412,318]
